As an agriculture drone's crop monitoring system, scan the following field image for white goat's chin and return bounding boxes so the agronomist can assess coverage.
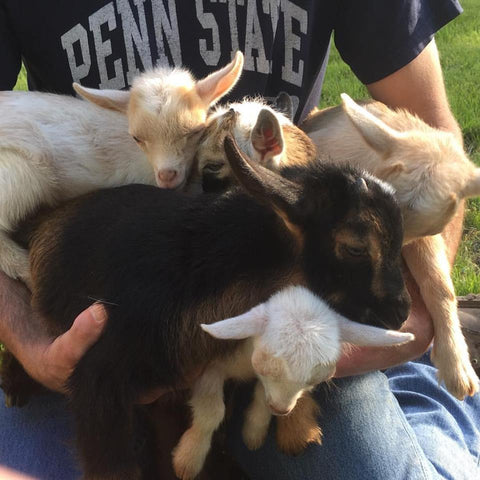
[268,404,293,416]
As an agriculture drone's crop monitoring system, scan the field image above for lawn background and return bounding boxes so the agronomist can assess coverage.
[13,0,480,293]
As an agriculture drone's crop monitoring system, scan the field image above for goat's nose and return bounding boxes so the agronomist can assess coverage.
[157,169,178,188]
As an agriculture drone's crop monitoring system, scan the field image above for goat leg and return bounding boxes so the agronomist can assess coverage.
[242,381,272,450]
[172,366,226,480]
[402,235,479,399]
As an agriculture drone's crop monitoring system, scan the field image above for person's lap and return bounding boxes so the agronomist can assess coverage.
[0,352,478,480]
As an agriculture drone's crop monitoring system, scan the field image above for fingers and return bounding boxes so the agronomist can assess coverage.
[28,304,108,393]
[59,303,108,364]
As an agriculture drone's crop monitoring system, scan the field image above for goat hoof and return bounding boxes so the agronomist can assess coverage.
[432,345,480,400]
[172,429,207,480]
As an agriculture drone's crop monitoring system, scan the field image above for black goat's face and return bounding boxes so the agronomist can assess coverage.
[223,136,410,330]
[298,169,410,330]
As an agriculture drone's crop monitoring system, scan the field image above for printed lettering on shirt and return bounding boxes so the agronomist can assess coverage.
[150,0,182,67]
[281,0,307,87]
[195,0,221,66]
[117,0,153,84]
[89,3,126,89]
[244,0,269,74]
[60,0,308,90]
[60,24,92,84]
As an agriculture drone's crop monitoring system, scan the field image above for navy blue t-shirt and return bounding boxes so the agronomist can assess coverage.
[0,0,462,122]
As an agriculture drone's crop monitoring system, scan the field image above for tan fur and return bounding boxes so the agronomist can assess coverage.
[194,99,317,185]
[74,52,244,190]
[276,394,323,455]
[301,97,479,399]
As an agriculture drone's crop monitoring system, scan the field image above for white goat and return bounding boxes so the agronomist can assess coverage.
[0,53,243,285]
[73,51,243,190]
[192,96,316,192]
[301,93,480,399]
[172,286,414,480]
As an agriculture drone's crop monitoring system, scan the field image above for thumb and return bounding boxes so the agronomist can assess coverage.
[54,303,108,368]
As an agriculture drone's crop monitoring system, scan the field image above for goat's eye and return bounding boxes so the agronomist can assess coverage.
[343,245,368,258]
[203,162,224,173]
[132,136,141,144]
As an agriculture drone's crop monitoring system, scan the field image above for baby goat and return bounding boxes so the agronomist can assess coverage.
[192,96,316,193]
[197,94,480,400]
[73,51,243,190]
[300,94,480,399]
[19,136,408,479]
[0,53,242,286]
[171,285,414,479]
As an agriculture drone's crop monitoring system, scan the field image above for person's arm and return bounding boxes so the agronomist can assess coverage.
[335,39,463,376]
[0,272,107,392]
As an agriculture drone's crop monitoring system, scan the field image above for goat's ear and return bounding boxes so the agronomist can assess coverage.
[274,92,294,121]
[224,135,304,229]
[340,93,404,156]
[338,316,414,346]
[195,51,244,107]
[461,168,480,199]
[200,304,267,340]
[251,109,285,164]
[73,83,130,113]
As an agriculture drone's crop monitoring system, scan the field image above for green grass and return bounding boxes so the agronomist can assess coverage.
[320,0,480,295]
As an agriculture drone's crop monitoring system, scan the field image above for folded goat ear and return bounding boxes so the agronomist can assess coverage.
[201,303,267,340]
[340,92,404,156]
[338,316,414,346]
[73,83,130,113]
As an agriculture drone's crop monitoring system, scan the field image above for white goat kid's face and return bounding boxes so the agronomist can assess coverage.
[73,51,244,190]
[255,356,336,416]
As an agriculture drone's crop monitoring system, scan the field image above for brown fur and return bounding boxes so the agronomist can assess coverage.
[276,393,323,455]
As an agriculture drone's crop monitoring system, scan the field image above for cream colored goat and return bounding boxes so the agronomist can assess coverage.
[0,54,243,285]
[74,51,243,190]
[172,286,413,480]
[301,94,480,399]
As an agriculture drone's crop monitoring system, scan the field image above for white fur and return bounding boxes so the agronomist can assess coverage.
[172,286,413,479]
[0,91,154,284]
[75,51,244,190]
[0,53,244,285]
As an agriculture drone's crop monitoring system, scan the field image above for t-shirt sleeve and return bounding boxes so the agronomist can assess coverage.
[333,0,463,85]
[0,2,22,90]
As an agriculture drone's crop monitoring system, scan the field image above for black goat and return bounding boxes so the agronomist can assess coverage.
[18,136,408,479]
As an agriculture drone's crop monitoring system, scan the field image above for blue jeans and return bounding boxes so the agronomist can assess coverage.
[0,352,479,479]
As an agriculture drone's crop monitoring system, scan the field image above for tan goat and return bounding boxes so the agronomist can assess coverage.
[301,93,480,400]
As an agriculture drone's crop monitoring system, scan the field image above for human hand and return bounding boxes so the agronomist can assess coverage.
[334,268,434,377]
[15,300,200,402]
[19,303,108,393]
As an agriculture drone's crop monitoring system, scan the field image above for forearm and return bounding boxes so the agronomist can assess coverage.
[0,272,46,359]
[368,38,465,263]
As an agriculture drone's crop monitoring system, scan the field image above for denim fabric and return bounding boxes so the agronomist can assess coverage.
[0,392,80,479]
[226,351,480,480]
[0,353,478,480]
